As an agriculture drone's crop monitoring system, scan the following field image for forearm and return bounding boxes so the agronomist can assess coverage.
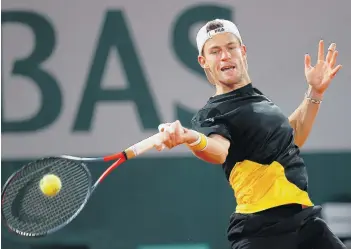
[289,87,323,147]
[185,131,229,164]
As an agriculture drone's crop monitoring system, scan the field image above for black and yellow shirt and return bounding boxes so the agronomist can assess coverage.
[191,83,313,214]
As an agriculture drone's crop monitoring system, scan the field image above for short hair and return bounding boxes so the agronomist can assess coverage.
[205,20,224,33]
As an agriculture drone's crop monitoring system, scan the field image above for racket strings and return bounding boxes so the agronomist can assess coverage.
[2,158,91,236]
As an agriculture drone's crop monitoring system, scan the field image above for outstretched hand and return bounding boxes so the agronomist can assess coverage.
[305,40,342,95]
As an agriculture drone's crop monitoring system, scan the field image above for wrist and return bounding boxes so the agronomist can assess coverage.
[305,88,323,104]
[187,130,201,145]
[186,131,208,151]
[307,88,324,99]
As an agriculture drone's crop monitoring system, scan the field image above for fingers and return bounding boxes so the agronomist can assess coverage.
[318,40,325,62]
[326,43,336,63]
[330,64,342,78]
[163,125,175,149]
[168,124,176,146]
[326,42,341,77]
[158,123,171,132]
[158,122,175,148]
[172,120,183,145]
[305,54,311,69]
[154,139,166,151]
[327,42,341,77]
[157,123,171,150]
[330,50,338,68]
[157,120,185,150]
[154,127,167,151]
[168,120,184,147]
[311,40,341,71]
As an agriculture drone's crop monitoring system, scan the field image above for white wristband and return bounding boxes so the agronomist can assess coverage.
[188,131,201,146]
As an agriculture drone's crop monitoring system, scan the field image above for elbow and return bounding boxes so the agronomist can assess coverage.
[193,151,228,165]
[210,150,228,164]
[291,123,304,148]
[295,141,303,148]
[294,137,305,148]
[293,130,307,148]
[293,126,308,148]
[217,151,228,164]
[191,134,230,165]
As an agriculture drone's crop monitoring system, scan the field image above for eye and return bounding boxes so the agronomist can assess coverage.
[210,50,219,55]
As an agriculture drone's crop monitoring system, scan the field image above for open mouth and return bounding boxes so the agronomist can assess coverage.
[220,66,235,71]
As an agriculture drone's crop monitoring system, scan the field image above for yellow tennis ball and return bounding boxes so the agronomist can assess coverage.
[39,174,62,197]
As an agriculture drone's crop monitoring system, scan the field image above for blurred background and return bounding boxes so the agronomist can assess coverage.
[1,0,351,248]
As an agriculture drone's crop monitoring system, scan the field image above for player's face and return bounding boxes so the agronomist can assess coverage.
[199,33,247,86]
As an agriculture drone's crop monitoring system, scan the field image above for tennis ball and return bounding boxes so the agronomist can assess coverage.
[39,174,62,197]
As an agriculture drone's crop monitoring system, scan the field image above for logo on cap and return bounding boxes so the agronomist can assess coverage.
[207,27,225,38]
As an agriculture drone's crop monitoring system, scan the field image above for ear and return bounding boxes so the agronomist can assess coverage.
[241,44,247,57]
[198,55,209,69]
[241,44,249,71]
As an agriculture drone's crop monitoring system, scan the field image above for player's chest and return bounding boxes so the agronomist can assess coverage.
[221,100,288,131]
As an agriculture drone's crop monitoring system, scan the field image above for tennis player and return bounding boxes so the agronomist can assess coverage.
[156,19,346,249]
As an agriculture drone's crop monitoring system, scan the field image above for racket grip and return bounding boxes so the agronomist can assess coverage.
[124,133,163,159]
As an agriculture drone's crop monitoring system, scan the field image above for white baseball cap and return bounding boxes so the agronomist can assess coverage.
[196,19,243,55]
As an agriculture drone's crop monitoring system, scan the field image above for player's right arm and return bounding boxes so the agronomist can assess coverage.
[187,132,230,164]
[157,120,230,165]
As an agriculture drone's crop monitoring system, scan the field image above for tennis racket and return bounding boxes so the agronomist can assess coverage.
[1,132,164,237]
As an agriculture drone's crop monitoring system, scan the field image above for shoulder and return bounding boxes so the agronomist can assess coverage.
[253,87,264,95]
[252,86,273,102]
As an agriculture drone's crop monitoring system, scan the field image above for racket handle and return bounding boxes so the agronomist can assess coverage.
[124,133,163,159]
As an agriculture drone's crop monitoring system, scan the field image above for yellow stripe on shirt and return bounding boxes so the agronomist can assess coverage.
[229,160,313,214]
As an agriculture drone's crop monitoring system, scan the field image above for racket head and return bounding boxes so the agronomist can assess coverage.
[1,157,93,237]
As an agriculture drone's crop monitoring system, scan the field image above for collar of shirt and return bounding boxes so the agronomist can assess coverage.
[209,83,255,102]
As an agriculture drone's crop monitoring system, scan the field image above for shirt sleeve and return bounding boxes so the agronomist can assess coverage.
[190,111,232,142]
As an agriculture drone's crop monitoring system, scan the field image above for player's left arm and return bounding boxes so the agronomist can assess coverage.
[289,87,323,147]
[289,40,342,148]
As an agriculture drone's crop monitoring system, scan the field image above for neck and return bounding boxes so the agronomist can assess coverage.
[214,75,251,96]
